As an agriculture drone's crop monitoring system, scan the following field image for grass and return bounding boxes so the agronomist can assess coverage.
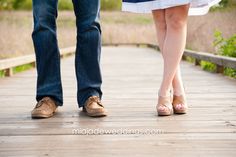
[182,57,236,79]
[200,62,236,78]
[0,70,4,77]
[224,68,236,78]
[13,63,33,73]
[101,12,152,25]
[200,61,217,72]
[0,0,122,11]
[0,10,236,78]
[185,56,195,63]
[100,12,156,44]
[1,10,236,59]
[0,63,33,78]
[210,0,236,12]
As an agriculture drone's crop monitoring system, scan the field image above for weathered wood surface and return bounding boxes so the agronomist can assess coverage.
[0,46,236,157]
[104,43,236,71]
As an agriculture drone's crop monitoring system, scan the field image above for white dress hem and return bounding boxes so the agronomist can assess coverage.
[122,0,221,16]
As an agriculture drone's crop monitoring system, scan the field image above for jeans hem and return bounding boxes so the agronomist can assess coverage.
[36,95,63,107]
[78,89,102,108]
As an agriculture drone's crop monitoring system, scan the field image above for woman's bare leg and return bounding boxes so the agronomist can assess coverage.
[152,10,170,113]
[152,10,166,53]
[172,66,185,96]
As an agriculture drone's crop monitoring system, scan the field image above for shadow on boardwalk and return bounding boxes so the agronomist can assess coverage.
[0,46,236,156]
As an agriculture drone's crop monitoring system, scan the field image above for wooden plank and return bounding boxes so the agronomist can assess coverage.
[103,43,236,70]
[0,46,236,156]
[0,121,235,136]
[0,134,236,157]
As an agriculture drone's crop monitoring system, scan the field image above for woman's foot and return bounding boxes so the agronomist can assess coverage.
[172,95,188,114]
[157,95,173,116]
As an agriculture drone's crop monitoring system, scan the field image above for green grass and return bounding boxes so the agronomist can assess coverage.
[224,68,236,78]
[184,57,218,74]
[183,59,236,79]
[0,70,4,78]
[200,61,217,72]
[0,63,33,78]
[0,0,122,11]
[210,0,236,12]
[213,30,236,78]
[101,0,121,11]
[58,0,73,10]
[13,63,33,74]
[185,56,195,63]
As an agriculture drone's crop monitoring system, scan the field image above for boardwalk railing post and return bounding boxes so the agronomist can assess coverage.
[194,59,201,66]
[31,62,36,68]
[5,68,13,77]
[216,65,224,73]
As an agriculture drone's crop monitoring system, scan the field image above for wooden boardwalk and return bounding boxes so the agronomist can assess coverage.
[0,46,236,156]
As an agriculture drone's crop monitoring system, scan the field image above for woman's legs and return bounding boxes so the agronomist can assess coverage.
[154,5,189,97]
[152,5,189,114]
[152,6,187,98]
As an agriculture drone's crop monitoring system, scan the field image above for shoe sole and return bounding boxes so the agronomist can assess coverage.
[86,112,108,117]
[157,111,172,116]
[31,113,53,119]
[174,109,187,114]
[157,109,173,116]
[31,109,57,119]
[83,107,108,117]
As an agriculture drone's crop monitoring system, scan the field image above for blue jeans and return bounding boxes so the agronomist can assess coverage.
[32,0,102,107]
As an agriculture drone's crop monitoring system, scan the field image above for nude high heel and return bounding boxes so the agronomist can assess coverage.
[156,94,173,116]
[172,95,188,114]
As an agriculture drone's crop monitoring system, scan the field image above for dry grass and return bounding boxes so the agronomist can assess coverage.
[0,11,33,58]
[0,10,235,59]
[101,12,156,44]
[187,9,236,52]
[0,11,76,59]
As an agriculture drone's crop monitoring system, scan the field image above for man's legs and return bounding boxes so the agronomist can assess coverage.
[32,0,63,106]
[72,0,102,108]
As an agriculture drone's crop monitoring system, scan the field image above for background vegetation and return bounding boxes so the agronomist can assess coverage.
[0,0,235,78]
[0,0,122,10]
[0,0,233,11]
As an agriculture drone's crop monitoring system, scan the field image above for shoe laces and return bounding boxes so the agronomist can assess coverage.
[35,97,51,108]
[87,96,103,107]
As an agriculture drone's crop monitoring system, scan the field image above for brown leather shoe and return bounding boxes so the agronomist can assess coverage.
[83,96,107,117]
[31,97,57,118]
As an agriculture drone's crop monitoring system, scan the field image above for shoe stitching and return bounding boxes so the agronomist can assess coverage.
[35,98,54,109]
[87,96,104,108]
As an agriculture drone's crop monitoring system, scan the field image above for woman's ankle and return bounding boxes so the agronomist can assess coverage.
[173,88,185,96]
[172,83,185,96]
[158,89,172,97]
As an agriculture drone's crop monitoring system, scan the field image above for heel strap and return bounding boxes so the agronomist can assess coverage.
[172,95,188,114]
[158,96,172,109]
[173,95,185,105]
